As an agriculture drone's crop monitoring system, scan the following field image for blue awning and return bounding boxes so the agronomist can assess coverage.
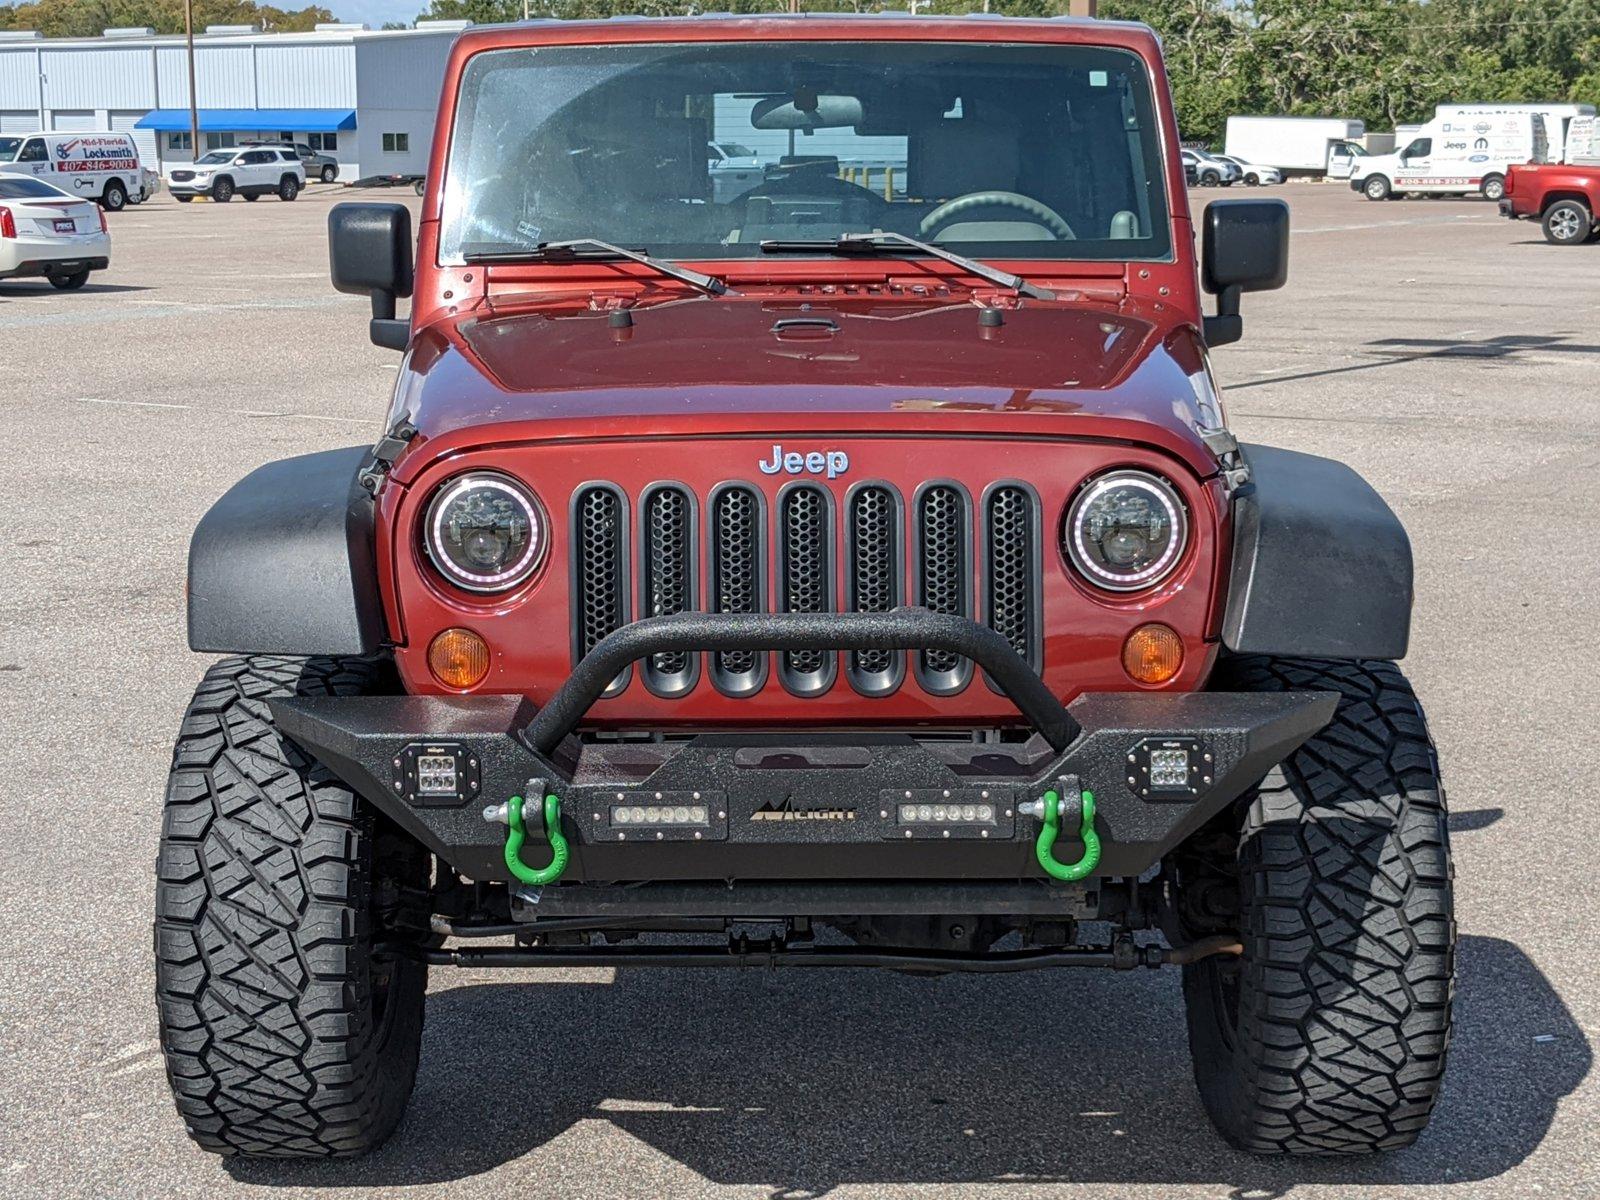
[135,109,357,133]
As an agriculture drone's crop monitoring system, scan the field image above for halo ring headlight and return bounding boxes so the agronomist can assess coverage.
[1065,469,1187,592]
[424,472,546,593]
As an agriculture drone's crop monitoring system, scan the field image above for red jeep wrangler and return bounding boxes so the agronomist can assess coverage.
[155,15,1451,1160]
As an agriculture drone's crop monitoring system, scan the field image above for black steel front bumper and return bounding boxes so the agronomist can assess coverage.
[274,611,1335,884]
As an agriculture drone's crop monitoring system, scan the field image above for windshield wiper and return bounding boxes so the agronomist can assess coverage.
[462,238,731,296]
[759,232,1054,300]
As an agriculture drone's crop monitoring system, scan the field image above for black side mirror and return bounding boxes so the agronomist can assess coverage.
[1201,198,1289,347]
[329,202,414,351]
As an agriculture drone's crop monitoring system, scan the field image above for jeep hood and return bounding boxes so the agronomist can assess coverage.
[390,295,1225,483]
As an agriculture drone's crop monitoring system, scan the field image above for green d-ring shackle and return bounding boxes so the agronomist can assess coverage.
[1036,788,1100,882]
[504,793,569,886]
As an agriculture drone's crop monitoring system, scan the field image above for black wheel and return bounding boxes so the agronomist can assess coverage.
[1179,658,1453,1155]
[211,177,234,203]
[1200,170,1220,187]
[101,179,128,212]
[414,178,425,196]
[1363,174,1392,201]
[1480,173,1506,202]
[321,164,337,183]
[155,656,429,1158]
[280,175,300,201]
[242,193,259,202]
[1541,199,1593,245]
[48,270,89,290]
[175,195,193,203]
[1244,173,1259,186]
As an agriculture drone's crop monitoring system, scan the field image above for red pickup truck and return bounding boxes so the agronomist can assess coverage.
[1500,162,1600,244]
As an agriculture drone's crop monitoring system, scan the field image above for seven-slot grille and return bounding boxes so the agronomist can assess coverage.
[571,480,1039,698]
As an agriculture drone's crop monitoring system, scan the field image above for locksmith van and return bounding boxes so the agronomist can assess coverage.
[1350,111,1547,201]
[0,131,144,212]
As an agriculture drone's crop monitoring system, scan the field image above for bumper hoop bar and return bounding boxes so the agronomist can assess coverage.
[523,608,1082,754]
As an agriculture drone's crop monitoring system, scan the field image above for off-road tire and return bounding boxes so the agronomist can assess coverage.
[1542,199,1594,245]
[1181,657,1454,1155]
[154,655,428,1158]
[101,179,128,211]
[1363,174,1392,201]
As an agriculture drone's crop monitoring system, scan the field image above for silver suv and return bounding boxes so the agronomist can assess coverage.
[247,141,339,183]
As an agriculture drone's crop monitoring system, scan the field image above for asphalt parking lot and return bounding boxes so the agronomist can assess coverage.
[2,179,1597,1200]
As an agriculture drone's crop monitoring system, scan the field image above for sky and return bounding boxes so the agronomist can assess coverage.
[328,0,429,25]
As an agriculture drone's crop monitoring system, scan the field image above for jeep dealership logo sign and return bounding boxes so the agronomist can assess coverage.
[759,444,850,479]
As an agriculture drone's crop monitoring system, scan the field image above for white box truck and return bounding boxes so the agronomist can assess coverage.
[1349,112,1548,201]
[1223,116,1368,177]
[1434,103,1594,163]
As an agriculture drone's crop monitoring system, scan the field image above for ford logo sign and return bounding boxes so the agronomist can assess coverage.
[759,444,850,480]
[1469,154,1490,162]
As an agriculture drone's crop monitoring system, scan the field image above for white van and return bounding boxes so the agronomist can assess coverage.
[1434,103,1593,163]
[0,131,144,212]
[1349,113,1547,201]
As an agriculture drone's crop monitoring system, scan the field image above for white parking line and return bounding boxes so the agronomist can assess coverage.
[1293,214,1495,234]
[74,396,371,426]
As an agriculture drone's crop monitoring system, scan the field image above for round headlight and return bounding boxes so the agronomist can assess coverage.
[424,472,545,593]
[1065,470,1187,591]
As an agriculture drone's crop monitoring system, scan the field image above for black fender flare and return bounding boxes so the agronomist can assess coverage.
[1221,444,1412,660]
[187,446,386,655]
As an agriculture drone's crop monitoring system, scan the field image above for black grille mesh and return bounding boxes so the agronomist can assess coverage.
[781,486,830,677]
[849,486,896,676]
[576,487,626,660]
[917,485,968,676]
[712,487,760,678]
[986,486,1035,664]
[643,487,692,677]
[572,476,1035,699]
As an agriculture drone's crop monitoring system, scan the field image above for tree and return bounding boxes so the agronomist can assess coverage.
[0,0,335,35]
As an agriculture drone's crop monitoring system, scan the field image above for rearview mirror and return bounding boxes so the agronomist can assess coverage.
[1201,198,1289,347]
[329,202,413,351]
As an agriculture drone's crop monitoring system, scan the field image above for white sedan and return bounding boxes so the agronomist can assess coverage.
[0,174,109,290]
[1215,155,1284,186]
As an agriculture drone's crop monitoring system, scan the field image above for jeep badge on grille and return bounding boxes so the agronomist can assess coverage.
[759,445,850,480]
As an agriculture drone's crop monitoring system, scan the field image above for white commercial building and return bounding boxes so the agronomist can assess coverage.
[0,22,467,180]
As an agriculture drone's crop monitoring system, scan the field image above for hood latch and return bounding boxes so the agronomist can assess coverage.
[1199,427,1251,493]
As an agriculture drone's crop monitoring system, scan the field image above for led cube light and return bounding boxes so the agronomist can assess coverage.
[415,754,459,796]
[1148,748,1191,789]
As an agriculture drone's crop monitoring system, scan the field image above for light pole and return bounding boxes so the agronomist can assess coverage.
[184,0,200,163]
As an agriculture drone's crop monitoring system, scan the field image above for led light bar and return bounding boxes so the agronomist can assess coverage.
[898,803,996,824]
[611,804,709,827]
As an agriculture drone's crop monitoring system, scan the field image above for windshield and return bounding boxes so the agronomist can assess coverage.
[441,41,1172,265]
[196,151,234,165]
[0,136,21,162]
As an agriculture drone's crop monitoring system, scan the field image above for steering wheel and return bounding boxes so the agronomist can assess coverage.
[918,191,1075,241]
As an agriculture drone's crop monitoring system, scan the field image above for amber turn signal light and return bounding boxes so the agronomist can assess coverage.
[428,627,491,690]
[1122,623,1184,685]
